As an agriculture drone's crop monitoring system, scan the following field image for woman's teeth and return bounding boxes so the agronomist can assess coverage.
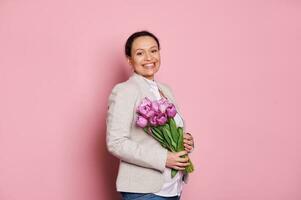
[144,63,155,68]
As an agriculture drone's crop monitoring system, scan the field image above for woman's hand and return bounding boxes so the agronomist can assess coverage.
[183,132,194,153]
[165,151,190,170]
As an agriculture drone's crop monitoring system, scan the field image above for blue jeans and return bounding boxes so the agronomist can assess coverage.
[120,192,181,200]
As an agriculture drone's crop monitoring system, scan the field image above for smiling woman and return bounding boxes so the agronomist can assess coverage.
[106,30,195,200]
[125,32,161,80]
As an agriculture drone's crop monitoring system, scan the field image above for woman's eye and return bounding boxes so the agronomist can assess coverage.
[137,52,143,56]
[151,50,157,53]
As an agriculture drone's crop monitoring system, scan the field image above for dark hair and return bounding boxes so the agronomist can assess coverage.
[125,30,160,57]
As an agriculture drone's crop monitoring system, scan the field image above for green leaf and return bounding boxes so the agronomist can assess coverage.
[169,118,179,150]
[177,127,184,151]
[184,158,194,173]
[151,129,165,144]
[165,124,177,150]
[163,124,177,151]
[152,127,165,142]
[149,127,169,148]
[160,126,175,152]
[143,127,149,134]
[171,169,178,178]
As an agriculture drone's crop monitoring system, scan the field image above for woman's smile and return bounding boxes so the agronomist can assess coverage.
[143,63,155,67]
[143,62,157,69]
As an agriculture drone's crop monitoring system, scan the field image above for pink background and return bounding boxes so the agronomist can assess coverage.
[0,0,300,200]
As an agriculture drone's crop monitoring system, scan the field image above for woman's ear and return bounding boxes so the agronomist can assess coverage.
[127,57,132,66]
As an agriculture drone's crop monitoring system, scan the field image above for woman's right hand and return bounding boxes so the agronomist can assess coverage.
[165,151,190,170]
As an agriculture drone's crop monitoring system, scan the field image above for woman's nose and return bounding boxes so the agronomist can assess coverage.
[145,52,152,60]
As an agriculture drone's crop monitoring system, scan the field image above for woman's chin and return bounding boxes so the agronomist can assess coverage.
[146,68,159,74]
[143,70,155,76]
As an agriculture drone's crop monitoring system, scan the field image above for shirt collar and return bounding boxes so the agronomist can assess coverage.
[134,72,158,89]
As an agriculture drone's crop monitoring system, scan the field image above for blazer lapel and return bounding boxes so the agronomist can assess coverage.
[129,72,157,101]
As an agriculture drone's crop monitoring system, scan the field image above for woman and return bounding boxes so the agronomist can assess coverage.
[106,30,194,200]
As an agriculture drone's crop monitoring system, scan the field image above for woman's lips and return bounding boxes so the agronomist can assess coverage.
[143,63,155,68]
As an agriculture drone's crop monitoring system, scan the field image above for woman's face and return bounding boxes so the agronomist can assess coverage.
[128,36,160,80]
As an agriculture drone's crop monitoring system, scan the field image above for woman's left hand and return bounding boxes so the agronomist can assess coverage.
[183,132,194,153]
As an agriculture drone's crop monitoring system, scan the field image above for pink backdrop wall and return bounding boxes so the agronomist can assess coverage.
[0,0,300,199]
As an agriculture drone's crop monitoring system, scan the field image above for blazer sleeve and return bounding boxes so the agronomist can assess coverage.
[106,83,167,172]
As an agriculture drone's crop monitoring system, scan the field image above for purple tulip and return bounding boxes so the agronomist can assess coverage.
[166,104,177,118]
[156,98,169,113]
[146,110,155,118]
[156,113,168,125]
[149,115,158,126]
[136,97,176,128]
[136,116,148,128]
[137,97,154,118]
[151,101,160,113]
[159,102,168,113]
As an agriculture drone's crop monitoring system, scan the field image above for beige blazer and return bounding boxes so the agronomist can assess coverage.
[106,72,188,193]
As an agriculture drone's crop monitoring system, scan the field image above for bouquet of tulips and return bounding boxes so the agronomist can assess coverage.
[135,97,194,178]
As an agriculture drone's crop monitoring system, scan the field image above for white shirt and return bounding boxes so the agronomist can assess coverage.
[141,75,184,197]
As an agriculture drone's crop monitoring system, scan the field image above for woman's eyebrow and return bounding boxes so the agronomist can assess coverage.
[135,46,158,52]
